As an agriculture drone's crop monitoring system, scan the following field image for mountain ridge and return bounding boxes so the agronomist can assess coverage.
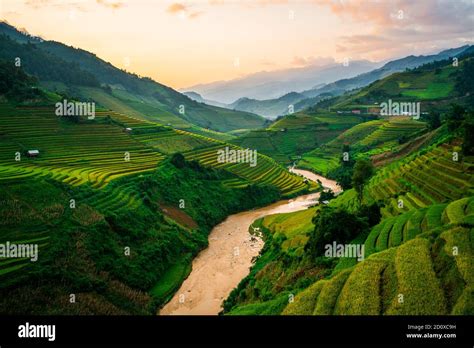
[0,21,266,133]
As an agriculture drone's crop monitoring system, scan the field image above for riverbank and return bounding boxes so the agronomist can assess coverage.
[159,170,339,315]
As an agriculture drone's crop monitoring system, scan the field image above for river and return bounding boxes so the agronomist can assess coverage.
[159,169,339,315]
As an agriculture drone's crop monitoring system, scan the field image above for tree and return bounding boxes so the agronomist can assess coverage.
[329,144,355,190]
[306,206,367,258]
[352,159,374,205]
[445,104,466,133]
[462,114,474,155]
[424,111,441,130]
[357,202,382,227]
[455,58,474,96]
[319,189,335,203]
[170,153,186,168]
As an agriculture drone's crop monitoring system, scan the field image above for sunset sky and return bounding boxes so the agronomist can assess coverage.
[1,0,473,89]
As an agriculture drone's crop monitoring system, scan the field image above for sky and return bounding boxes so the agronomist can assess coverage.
[1,0,473,89]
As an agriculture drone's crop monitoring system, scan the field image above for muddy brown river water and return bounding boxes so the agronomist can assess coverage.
[159,169,340,315]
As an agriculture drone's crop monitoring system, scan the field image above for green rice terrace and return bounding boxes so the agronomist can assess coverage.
[231,112,364,163]
[283,196,474,315]
[224,184,474,315]
[332,141,474,217]
[222,126,474,316]
[299,117,427,176]
[0,103,308,195]
[325,55,469,111]
[0,100,312,314]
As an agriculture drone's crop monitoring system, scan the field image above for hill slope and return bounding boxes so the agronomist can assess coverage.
[220,45,472,119]
[0,22,265,133]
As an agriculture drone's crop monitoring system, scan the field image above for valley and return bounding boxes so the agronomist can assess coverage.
[0,19,473,319]
[160,169,337,315]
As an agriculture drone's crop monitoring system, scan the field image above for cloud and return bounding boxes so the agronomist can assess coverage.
[166,2,202,19]
[315,0,474,60]
[96,0,124,9]
[167,3,186,13]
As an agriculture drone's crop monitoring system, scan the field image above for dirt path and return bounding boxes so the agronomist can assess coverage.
[159,171,338,315]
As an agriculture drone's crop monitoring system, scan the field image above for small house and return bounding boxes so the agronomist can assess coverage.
[27,150,39,157]
[124,127,132,133]
[368,107,381,115]
[351,110,361,114]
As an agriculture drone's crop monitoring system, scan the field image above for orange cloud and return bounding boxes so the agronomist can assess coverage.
[167,3,187,14]
[96,0,124,10]
[166,2,202,19]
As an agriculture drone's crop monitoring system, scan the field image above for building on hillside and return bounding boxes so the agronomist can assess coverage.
[367,107,381,115]
[124,127,132,133]
[27,150,39,157]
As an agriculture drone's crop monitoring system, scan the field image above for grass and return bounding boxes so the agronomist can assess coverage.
[333,255,387,315]
[387,238,447,315]
[282,280,326,315]
[442,197,470,224]
[150,257,192,306]
[313,269,352,315]
[227,293,290,315]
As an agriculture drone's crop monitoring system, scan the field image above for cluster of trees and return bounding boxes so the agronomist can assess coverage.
[0,60,43,101]
[307,157,376,258]
[424,104,474,155]
[330,145,375,202]
[0,34,100,88]
[455,56,474,97]
[306,202,381,258]
[446,105,474,155]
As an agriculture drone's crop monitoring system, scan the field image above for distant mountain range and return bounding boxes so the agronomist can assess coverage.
[184,45,472,119]
[0,21,266,132]
[182,60,380,103]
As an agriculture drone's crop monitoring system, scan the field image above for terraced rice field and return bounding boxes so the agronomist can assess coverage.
[0,102,310,285]
[0,105,165,188]
[300,118,425,175]
[231,112,361,164]
[284,223,473,315]
[282,181,474,316]
[183,144,309,195]
[358,118,426,147]
[333,142,474,217]
[0,103,309,196]
[364,196,474,256]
